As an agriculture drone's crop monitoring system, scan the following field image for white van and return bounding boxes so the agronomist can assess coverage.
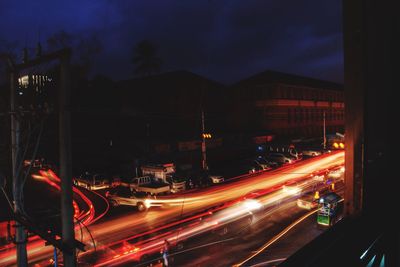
[130,176,170,195]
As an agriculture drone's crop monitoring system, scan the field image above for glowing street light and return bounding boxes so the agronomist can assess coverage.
[202,133,212,139]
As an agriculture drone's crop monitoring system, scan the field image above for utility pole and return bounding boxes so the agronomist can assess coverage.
[3,48,78,266]
[10,67,28,266]
[201,109,208,171]
[323,110,327,150]
[59,51,76,267]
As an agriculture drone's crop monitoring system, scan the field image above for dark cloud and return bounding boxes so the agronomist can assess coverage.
[1,0,343,84]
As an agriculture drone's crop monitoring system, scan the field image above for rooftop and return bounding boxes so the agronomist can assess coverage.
[233,70,343,91]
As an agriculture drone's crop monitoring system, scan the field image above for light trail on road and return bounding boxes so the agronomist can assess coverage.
[233,209,319,267]
[89,152,343,245]
[85,152,344,266]
[0,169,109,267]
[0,151,343,266]
[82,152,343,266]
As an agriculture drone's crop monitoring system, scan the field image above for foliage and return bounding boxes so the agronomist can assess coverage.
[131,40,162,77]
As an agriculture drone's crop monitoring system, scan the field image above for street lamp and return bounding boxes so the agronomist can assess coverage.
[202,133,212,139]
[201,110,211,171]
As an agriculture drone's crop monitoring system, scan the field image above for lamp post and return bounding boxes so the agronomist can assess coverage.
[201,110,208,171]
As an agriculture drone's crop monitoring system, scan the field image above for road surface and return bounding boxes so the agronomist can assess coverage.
[0,151,343,266]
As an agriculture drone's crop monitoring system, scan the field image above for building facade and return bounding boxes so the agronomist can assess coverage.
[229,70,344,137]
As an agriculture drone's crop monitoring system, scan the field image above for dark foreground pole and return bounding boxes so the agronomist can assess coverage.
[59,50,76,267]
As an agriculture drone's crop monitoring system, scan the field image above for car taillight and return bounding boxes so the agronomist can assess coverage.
[105,191,109,197]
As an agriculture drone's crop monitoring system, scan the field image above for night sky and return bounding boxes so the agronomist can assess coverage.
[1,0,343,84]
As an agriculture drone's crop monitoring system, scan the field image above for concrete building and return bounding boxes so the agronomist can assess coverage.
[229,70,344,137]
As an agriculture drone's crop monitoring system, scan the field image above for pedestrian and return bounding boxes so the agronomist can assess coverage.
[161,239,170,267]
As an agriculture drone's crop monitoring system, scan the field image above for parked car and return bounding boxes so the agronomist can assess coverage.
[301,149,322,157]
[183,170,209,188]
[237,159,265,174]
[265,153,293,164]
[209,175,225,184]
[74,172,110,190]
[254,159,270,170]
[255,156,279,169]
[105,186,153,211]
[23,158,48,168]
[286,148,301,160]
[111,176,122,187]
[246,163,264,174]
[167,175,187,193]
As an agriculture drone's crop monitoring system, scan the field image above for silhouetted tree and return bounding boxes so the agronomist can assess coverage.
[131,40,162,77]
[77,34,102,72]
[0,39,19,84]
[46,30,74,51]
[0,39,19,61]
[46,30,102,77]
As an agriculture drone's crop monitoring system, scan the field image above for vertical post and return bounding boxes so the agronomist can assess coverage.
[146,123,150,155]
[323,111,326,150]
[53,247,58,267]
[10,70,29,266]
[59,50,76,266]
[343,0,364,216]
[201,110,207,171]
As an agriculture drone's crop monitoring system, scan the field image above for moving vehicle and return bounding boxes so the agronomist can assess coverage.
[74,173,110,190]
[282,183,302,195]
[130,176,170,195]
[327,166,345,179]
[79,197,261,266]
[316,192,344,226]
[105,186,152,211]
[297,191,319,210]
[310,169,329,182]
[239,187,280,203]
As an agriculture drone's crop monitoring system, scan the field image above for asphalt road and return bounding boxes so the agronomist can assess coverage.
[0,152,344,266]
[165,201,309,267]
[242,212,323,267]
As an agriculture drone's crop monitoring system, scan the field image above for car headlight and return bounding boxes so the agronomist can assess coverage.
[242,199,262,211]
[144,199,151,208]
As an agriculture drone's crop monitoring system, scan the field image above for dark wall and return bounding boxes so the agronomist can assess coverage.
[344,0,397,217]
[360,0,396,215]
